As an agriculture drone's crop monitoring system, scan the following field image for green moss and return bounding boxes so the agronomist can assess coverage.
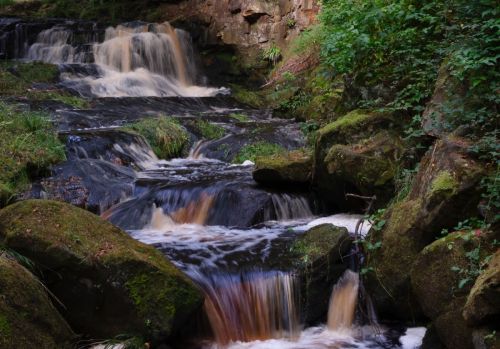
[319,110,375,137]
[230,84,265,108]
[233,142,286,164]
[0,200,203,341]
[0,314,11,337]
[124,116,189,159]
[194,119,225,140]
[291,224,349,266]
[229,113,250,122]
[0,102,66,203]
[429,171,459,198]
[0,61,58,95]
[29,91,90,109]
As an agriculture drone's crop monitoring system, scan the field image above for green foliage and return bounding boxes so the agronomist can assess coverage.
[233,142,285,164]
[319,0,499,160]
[194,120,225,140]
[286,18,296,28]
[0,102,65,203]
[262,44,282,65]
[299,120,320,146]
[0,0,15,8]
[124,116,188,160]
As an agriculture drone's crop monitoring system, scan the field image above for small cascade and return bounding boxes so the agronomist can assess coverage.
[327,270,360,331]
[264,193,314,221]
[22,20,225,97]
[191,271,300,346]
[27,27,76,63]
[188,140,209,160]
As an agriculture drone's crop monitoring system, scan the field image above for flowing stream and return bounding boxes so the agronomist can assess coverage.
[2,18,426,349]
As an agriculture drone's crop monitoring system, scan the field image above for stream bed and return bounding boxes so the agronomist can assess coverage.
[1,17,426,349]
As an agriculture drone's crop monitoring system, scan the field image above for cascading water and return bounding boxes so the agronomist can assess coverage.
[4,18,427,349]
[24,21,226,97]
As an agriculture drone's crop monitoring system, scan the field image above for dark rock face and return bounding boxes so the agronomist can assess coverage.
[159,0,320,65]
[365,138,485,321]
[312,110,401,210]
[290,223,352,324]
[0,254,74,349]
[0,200,203,343]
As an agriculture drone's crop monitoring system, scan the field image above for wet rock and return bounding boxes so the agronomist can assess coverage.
[253,150,312,185]
[463,250,500,326]
[365,138,485,321]
[0,254,74,349]
[0,200,203,343]
[312,110,397,210]
[472,328,500,349]
[290,224,352,324]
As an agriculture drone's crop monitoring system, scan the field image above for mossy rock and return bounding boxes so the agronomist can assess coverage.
[0,200,203,343]
[365,138,485,321]
[411,231,496,320]
[290,224,352,324]
[312,110,395,210]
[463,249,500,326]
[323,131,403,206]
[253,150,312,184]
[123,116,189,160]
[0,254,74,349]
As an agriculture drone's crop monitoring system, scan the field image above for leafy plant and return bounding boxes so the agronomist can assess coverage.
[262,44,282,65]
[194,120,225,140]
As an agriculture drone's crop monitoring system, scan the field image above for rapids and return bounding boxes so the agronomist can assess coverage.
[0,18,427,349]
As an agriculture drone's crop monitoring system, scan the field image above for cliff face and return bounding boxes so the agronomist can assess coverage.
[159,0,320,63]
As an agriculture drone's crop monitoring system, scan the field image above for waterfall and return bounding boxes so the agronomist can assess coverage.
[24,21,226,97]
[327,270,359,331]
[191,271,300,346]
[264,193,313,221]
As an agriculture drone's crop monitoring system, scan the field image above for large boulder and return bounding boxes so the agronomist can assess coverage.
[312,110,399,210]
[0,200,203,343]
[0,254,74,349]
[365,138,485,320]
[411,230,498,349]
[290,224,352,324]
[323,130,403,205]
[463,250,500,326]
[253,150,312,185]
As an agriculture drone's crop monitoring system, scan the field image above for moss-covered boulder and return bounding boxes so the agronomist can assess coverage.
[463,250,500,326]
[323,131,403,205]
[290,224,351,324]
[365,138,485,320]
[312,110,397,209]
[0,254,74,349]
[253,150,312,185]
[0,200,203,343]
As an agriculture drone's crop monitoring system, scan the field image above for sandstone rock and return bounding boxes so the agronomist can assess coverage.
[365,138,485,320]
[253,150,312,184]
[312,109,399,209]
[0,254,74,349]
[463,250,500,326]
[0,200,203,343]
[290,223,351,323]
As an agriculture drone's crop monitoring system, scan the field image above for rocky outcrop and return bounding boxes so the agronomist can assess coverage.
[0,254,74,349]
[290,223,351,324]
[160,0,320,65]
[0,200,203,343]
[253,150,312,185]
[463,250,500,326]
[312,110,401,210]
[411,230,498,349]
[365,137,485,320]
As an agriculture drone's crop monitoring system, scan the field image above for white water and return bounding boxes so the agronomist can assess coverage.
[26,22,226,97]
